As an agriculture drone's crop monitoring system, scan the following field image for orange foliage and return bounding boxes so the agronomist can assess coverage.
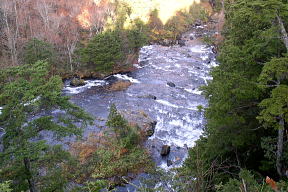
[77,8,92,29]
[0,0,113,67]
[70,132,107,163]
[266,176,279,192]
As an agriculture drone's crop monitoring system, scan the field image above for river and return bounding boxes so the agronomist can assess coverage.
[63,24,217,191]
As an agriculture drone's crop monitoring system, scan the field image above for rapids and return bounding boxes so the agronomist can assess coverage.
[63,27,217,191]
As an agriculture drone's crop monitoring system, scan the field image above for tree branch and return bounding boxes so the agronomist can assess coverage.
[276,14,288,51]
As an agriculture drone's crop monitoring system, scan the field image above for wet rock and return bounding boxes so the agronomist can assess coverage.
[139,60,147,66]
[161,145,171,156]
[167,82,176,87]
[138,94,157,100]
[105,75,118,84]
[167,159,173,167]
[212,46,217,54]
[120,110,157,138]
[194,20,202,27]
[108,81,132,91]
[146,121,157,137]
[70,78,86,87]
[184,144,188,149]
[178,40,186,47]
[160,39,176,46]
[190,36,194,40]
[109,176,125,188]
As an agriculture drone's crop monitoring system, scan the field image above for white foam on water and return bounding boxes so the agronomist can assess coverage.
[184,88,202,95]
[153,128,202,148]
[200,75,213,85]
[165,58,175,63]
[63,87,83,94]
[156,99,199,111]
[64,79,106,94]
[133,64,143,69]
[156,99,179,109]
[169,116,203,133]
[24,96,40,106]
[159,161,169,170]
[113,74,140,84]
[126,93,134,97]
[0,107,2,115]
[150,64,173,72]
[52,109,64,114]
[196,25,204,29]
[169,119,184,127]
[150,114,204,149]
[201,54,209,61]
[154,106,169,115]
[85,79,106,88]
[190,45,208,53]
[209,60,218,68]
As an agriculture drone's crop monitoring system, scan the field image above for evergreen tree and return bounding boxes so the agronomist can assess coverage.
[0,61,93,191]
[79,31,124,73]
[181,0,288,190]
[127,19,149,51]
[258,57,288,177]
[23,38,56,66]
[106,104,139,149]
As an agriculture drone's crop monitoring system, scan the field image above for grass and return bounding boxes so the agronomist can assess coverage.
[69,131,153,188]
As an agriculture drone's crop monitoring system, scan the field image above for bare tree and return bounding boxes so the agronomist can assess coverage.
[0,0,19,66]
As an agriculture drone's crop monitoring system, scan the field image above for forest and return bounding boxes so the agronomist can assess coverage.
[0,0,288,191]
[180,0,288,191]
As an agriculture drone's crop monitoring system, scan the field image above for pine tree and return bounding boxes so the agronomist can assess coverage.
[181,0,288,189]
[80,31,124,73]
[258,57,288,178]
[0,61,93,191]
[23,38,56,66]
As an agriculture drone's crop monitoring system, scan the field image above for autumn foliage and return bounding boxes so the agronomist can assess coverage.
[0,0,113,69]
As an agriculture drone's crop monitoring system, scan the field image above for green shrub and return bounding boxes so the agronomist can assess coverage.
[0,181,12,192]
[216,170,275,192]
[127,19,149,50]
[106,104,140,149]
[23,38,56,65]
[79,31,124,73]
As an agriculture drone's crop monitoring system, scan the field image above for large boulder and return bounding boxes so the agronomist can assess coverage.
[167,82,176,87]
[138,94,157,100]
[167,159,173,167]
[70,78,86,87]
[120,110,157,138]
[146,121,157,137]
[178,40,186,47]
[161,145,171,156]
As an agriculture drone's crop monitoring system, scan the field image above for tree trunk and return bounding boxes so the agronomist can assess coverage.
[24,157,37,192]
[276,14,287,178]
[276,114,285,177]
[277,14,288,51]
